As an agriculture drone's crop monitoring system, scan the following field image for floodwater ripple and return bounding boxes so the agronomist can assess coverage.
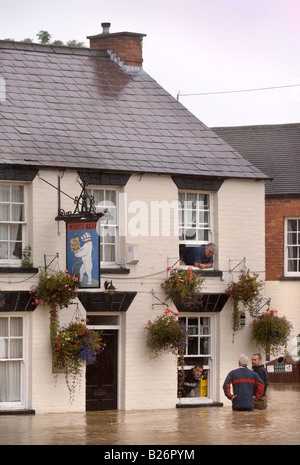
[0,384,299,445]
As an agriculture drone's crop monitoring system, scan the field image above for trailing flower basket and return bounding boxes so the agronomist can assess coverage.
[161,267,203,310]
[30,269,105,398]
[252,308,292,357]
[30,269,79,346]
[31,269,79,312]
[144,309,186,358]
[54,317,105,398]
[225,269,263,336]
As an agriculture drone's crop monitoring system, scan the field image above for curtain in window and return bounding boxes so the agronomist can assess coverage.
[0,185,24,260]
[89,189,117,264]
[0,317,23,403]
[0,361,21,402]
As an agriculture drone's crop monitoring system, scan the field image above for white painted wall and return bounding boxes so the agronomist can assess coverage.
[217,179,266,406]
[1,171,267,412]
[265,281,300,360]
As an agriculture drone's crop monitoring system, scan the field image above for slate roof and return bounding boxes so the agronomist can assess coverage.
[0,41,268,180]
[213,123,300,196]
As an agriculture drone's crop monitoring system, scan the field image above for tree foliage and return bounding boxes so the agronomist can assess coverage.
[4,30,86,47]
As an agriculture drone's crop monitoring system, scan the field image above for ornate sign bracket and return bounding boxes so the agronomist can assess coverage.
[55,178,107,223]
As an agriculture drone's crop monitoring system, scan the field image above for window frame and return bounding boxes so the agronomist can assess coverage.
[87,187,120,267]
[0,183,28,267]
[178,314,216,402]
[285,217,300,277]
[178,190,213,246]
[0,314,27,410]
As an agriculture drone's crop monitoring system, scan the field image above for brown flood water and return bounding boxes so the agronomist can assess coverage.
[0,384,299,445]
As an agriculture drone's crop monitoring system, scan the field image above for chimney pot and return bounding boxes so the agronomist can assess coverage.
[101,22,111,34]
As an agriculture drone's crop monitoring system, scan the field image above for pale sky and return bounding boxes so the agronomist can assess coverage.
[0,0,299,127]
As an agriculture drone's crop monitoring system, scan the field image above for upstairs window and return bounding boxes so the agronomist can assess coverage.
[285,218,300,276]
[0,184,26,265]
[88,188,118,266]
[179,192,212,245]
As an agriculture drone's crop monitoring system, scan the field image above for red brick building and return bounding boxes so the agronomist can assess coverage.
[214,123,300,357]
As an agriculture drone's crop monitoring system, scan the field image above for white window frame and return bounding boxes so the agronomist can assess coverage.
[87,187,120,267]
[0,314,27,410]
[179,191,213,246]
[178,314,216,404]
[285,217,300,277]
[0,183,28,267]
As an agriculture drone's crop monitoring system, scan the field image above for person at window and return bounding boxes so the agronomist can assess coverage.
[223,354,264,411]
[181,243,216,269]
[182,364,204,397]
[252,353,269,409]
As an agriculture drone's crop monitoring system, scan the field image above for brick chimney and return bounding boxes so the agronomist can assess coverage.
[87,22,146,68]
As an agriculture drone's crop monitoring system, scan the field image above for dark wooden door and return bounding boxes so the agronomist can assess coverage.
[86,330,118,411]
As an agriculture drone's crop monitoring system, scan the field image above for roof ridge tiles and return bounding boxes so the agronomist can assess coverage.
[0,40,108,57]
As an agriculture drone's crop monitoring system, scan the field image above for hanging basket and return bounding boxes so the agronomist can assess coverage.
[225,269,263,338]
[53,308,106,400]
[252,308,293,356]
[161,267,203,309]
[144,309,186,358]
[30,269,79,312]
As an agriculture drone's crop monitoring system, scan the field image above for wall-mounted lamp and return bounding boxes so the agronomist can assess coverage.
[104,280,116,295]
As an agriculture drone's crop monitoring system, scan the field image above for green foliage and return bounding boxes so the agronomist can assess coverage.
[226,269,263,335]
[252,308,293,356]
[54,317,105,397]
[21,245,33,268]
[144,309,186,358]
[36,30,52,44]
[31,269,78,311]
[66,39,85,47]
[161,267,203,308]
[4,30,86,47]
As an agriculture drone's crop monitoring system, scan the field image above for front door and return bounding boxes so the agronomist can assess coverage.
[86,330,118,411]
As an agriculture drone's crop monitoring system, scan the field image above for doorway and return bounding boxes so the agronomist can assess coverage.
[86,329,118,411]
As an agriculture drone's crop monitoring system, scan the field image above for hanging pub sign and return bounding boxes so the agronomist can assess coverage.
[66,221,100,288]
[55,178,107,289]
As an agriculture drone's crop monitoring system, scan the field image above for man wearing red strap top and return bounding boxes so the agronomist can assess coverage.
[223,354,265,411]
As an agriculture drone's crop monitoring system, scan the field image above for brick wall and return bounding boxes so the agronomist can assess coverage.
[265,197,300,280]
[89,32,145,67]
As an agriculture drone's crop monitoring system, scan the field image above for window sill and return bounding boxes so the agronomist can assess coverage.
[101,267,130,274]
[180,266,222,278]
[0,267,39,274]
[176,399,223,408]
[0,409,35,415]
[279,275,300,281]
